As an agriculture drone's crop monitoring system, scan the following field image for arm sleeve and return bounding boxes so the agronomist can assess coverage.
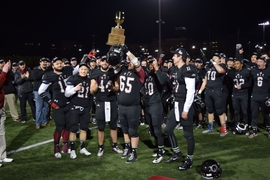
[65,85,77,97]
[135,68,145,84]
[183,77,195,112]
[38,83,51,103]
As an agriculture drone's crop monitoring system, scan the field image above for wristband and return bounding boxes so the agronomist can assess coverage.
[131,57,138,65]
[212,61,217,65]
[126,51,132,56]
[198,90,202,94]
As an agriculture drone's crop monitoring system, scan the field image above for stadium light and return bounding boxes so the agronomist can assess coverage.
[258,21,269,44]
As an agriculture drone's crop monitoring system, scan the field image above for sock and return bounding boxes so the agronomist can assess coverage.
[98,144,104,149]
[124,142,130,149]
[80,141,86,149]
[70,141,76,150]
[172,147,180,154]
[53,131,61,143]
[187,155,193,161]
[112,142,117,148]
[61,129,70,143]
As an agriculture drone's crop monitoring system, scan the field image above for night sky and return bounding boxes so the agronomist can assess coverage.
[0,0,269,51]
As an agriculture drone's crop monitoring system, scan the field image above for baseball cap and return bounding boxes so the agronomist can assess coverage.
[100,55,107,61]
[12,62,18,66]
[64,60,70,65]
[40,57,50,62]
[170,48,188,58]
[52,57,62,63]
[212,53,220,58]
[70,57,77,61]
[195,58,203,63]
[168,59,173,63]
[0,59,4,63]
[79,62,89,69]
[258,56,267,62]
[18,60,25,65]
[219,53,226,58]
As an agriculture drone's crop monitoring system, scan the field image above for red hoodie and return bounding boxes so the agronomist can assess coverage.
[0,71,10,108]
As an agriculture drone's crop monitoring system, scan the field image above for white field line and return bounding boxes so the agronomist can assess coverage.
[7,126,98,155]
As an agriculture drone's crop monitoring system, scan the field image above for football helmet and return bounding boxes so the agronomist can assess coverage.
[235,123,248,134]
[201,159,222,179]
[107,45,124,67]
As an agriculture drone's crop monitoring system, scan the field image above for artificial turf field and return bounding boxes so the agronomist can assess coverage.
[1,109,270,180]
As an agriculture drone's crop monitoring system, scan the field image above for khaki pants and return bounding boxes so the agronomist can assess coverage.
[0,108,7,160]
[4,93,19,120]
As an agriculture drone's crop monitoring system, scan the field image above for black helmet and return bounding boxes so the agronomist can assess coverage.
[107,45,124,66]
[235,123,248,134]
[201,159,222,179]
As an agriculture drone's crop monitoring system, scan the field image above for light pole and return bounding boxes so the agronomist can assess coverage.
[258,21,269,44]
[156,0,165,57]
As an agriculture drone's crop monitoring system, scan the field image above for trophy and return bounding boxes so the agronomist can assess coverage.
[107,11,126,45]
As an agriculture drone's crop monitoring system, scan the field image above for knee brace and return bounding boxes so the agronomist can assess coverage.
[129,128,138,137]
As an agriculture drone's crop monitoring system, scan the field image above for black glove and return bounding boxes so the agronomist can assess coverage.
[121,44,129,55]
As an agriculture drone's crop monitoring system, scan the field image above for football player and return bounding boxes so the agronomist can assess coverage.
[143,57,167,164]
[116,45,145,164]
[90,55,123,157]
[38,57,79,158]
[65,63,92,159]
[164,48,196,171]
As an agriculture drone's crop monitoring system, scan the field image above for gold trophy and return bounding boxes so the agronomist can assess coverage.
[107,11,126,45]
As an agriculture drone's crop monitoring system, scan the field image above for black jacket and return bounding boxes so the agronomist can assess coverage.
[14,69,34,95]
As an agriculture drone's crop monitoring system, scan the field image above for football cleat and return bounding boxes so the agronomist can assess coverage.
[112,146,123,154]
[248,133,258,139]
[70,150,77,159]
[80,148,91,156]
[152,149,166,157]
[165,152,182,163]
[178,158,192,171]
[61,143,69,153]
[97,148,104,157]
[152,155,163,164]
[121,148,130,159]
[220,126,228,137]
[126,152,137,164]
[54,145,61,159]
[202,124,213,134]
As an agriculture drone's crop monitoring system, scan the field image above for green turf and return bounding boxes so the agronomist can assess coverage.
[1,108,270,180]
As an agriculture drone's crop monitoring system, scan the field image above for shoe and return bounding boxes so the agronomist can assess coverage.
[196,123,203,130]
[112,146,123,154]
[36,125,40,129]
[152,149,166,157]
[13,118,21,122]
[33,119,36,122]
[248,133,258,139]
[61,143,69,153]
[175,124,183,130]
[70,150,77,159]
[140,122,145,125]
[220,126,228,137]
[152,154,164,164]
[0,164,2,167]
[0,158,13,163]
[92,118,97,124]
[165,152,182,163]
[178,158,192,171]
[42,123,50,127]
[97,148,104,157]
[80,148,91,156]
[54,145,62,159]
[126,152,137,164]
[202,124,213,134]
[245,131,250,136]
[178,158,193,170]
[21,121,26,124]
[121,148,130,159]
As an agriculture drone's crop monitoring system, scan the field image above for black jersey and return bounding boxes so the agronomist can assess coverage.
[118,66,144,106]
[251,66,270,95]
[144,70,168,106]
[42,71,71,107]
[174,64,197,102]
[66,74,91,107]
[91,68,117,102]
[228,67,252,95]
[205,63,227,89]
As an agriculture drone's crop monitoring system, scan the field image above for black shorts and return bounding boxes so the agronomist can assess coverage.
[95,100,118,129]
[118,104,140,130]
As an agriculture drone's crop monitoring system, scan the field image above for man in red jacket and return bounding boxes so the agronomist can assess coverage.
[0,60,13,167]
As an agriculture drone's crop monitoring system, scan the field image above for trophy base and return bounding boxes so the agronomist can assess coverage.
[107,34,125,45]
